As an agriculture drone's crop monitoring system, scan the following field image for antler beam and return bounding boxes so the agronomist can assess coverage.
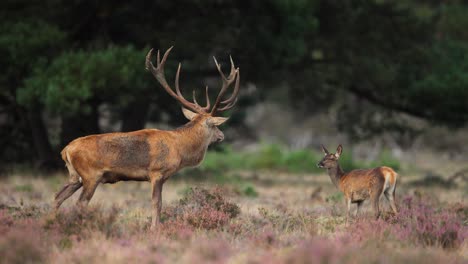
[146,47,240,115]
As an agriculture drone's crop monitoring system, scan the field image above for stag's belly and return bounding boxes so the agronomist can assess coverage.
[101,170,149,184]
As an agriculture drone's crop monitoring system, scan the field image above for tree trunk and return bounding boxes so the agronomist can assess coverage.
[27,107,59,169]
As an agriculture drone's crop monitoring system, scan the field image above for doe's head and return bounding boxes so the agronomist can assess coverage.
[317,144,343,169]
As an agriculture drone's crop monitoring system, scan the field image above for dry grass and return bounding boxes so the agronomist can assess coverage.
[0,158,466,263]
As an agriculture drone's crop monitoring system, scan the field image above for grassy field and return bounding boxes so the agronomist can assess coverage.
[0,149,467,263]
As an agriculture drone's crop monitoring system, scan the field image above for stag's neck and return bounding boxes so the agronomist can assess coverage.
[327,164,345,189]
[174,120,210,167]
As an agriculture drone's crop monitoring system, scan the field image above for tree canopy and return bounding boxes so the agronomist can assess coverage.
[1,0,468,167]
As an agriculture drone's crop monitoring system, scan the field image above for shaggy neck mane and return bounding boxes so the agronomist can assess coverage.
[173,116,210,167]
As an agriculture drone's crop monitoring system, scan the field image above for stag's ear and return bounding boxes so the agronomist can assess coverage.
[182,108,198,120]
[206,116,229,126]
[335,144,343,158]
[321,144,330,155]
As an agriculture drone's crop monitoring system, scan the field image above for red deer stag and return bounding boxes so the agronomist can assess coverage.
[54,47,240,229]
[317,145,398,224]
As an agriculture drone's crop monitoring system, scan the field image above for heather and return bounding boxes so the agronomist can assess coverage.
[0,164,466,263]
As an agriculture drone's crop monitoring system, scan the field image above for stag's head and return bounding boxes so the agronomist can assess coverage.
[146,47,240,143]
[317,145,343,169]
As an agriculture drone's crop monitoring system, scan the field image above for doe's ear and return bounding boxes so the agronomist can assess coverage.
[206,116,229,126]
[182,108,198,120]
[335,144,343,158]
[321,144,330,155]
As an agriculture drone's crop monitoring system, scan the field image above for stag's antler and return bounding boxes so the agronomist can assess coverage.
[210,56,240,114]
[146,47,210,114]
[146,47,240,115]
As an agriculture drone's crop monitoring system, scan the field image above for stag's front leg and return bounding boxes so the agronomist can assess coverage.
[150,175,164,230]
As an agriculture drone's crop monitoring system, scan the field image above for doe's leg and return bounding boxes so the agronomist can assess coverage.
[371,194,381,220]
[384,188,398,214]
[345,197,352,225]
[355,201,363,218]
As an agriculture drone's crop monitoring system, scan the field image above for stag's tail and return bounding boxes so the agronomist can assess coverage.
[60,145,82,184]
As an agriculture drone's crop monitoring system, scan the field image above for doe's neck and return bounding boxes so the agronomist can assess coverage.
[327,163,345,189]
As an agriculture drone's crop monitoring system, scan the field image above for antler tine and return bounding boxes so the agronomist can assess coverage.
[217,97,238,112]
[156,50,160,66]
[159,46,172,68]
[192,90,199,105]
[203,85,211,111]
[213,57,225,81]
[147,47,240,115]
[192,85,211,111]
[217,71,240,111]
[221,55,240,104]
[210,56,239,114]
[228,55,236,79]
[145,48,155,70]
[146,47,206,114]
[221,68,240,104]
[175,63,185,98]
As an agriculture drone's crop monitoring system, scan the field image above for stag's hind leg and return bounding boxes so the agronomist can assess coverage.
[77,176,102,206]
[54,161,83,211]
[54,182,82,211]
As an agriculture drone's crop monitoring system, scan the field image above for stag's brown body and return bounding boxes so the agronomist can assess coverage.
[54,47,240,229]
[318,145,398,223]
[61,123,209,184]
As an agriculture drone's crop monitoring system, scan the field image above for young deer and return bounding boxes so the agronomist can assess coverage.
[54,47,240,230]
[317,145,398,224]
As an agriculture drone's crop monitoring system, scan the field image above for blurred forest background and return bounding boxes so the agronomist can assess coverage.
[1,0,468,171]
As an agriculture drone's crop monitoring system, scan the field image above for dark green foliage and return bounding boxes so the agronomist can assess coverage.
[0,21,65,75]
[241,184,259,198]
[407,40,468,126]
[18,46,153,115]
[200,144,323,173]
[1,0,468,166]
[0,20,65,164]
[292,1,468,133]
